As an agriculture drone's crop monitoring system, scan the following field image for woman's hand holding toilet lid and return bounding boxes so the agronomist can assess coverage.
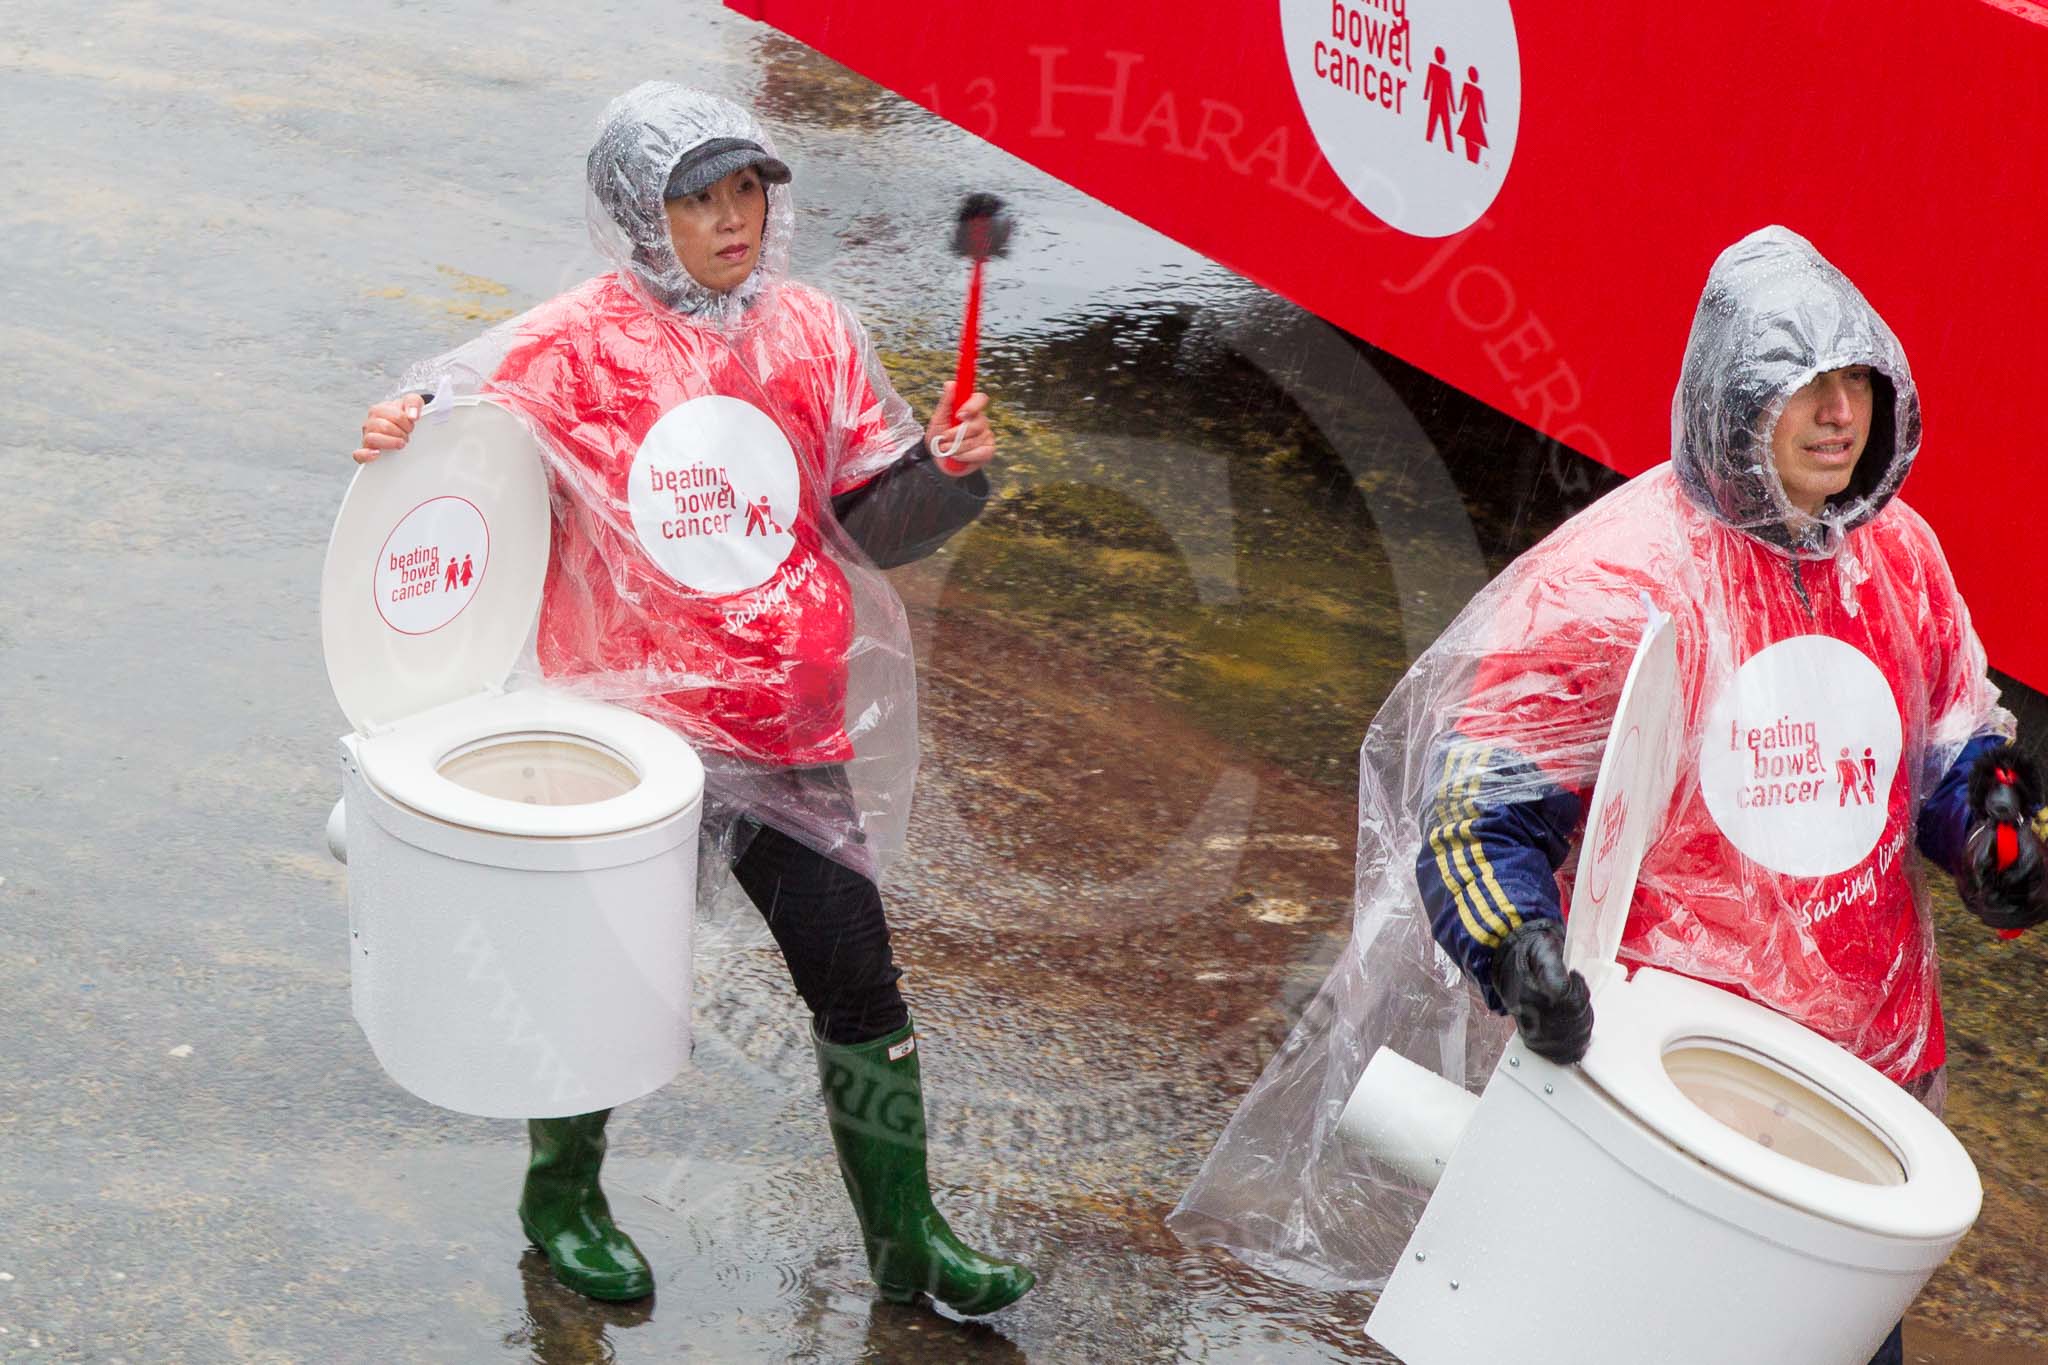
[354,394,429,464]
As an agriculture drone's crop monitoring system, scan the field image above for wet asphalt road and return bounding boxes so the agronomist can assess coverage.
[1,2,2044,1362]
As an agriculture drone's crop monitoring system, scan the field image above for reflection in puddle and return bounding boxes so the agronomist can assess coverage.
[508,1249,652,1364]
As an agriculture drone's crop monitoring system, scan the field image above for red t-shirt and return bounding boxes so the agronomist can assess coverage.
[487,275,914,766]
[1460,471,1995,1081]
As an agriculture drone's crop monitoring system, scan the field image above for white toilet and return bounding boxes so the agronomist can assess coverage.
[1340,614,1982,1365]
[321,395,705,1120]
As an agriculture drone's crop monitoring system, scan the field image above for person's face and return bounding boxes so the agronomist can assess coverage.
[1768,364,1875,516]
[663,166,768,292]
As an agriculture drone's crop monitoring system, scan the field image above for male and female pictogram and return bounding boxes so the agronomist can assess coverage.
[1837,746,1881,807]
[1422,46,1488,161]
[742,493,783,538]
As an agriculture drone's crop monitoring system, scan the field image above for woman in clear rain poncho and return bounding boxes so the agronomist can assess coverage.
[1169,229,2048,1351]
[352,83,1035,1314]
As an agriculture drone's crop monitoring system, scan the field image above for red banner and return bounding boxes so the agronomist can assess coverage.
[732,0,2048,690]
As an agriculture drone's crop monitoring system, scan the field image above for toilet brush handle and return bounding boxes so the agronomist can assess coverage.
[934,257,985,475]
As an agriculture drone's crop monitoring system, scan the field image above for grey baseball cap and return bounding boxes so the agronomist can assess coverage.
[664,137,792,200]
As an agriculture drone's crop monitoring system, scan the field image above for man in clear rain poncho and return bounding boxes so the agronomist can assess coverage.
[353,83,1035,1314]
[1170,228,2048,1364]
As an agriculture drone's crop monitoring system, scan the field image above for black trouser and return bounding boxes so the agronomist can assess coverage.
[730,820,909,1046]
[1868,1322,1902,1365]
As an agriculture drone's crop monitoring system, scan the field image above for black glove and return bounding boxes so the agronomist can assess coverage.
[1959,743,2048,932]
[1491,917,1595,1065]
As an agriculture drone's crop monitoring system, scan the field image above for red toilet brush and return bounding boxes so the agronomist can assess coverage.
[933,193,1013,473]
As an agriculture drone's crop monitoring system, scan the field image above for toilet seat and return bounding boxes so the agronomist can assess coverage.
[1578,966,1978,1242]
[321,395,553,739]
[1558,610,1976,1241]
[321,393,705,842]
[358,690,704,840]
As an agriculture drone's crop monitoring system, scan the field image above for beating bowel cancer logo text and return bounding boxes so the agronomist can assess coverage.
[1280,0,1521,237]
[373,496,489,636]
[1698,635,1904,879]
[628,396,800,597]
[1585,725,1639,910]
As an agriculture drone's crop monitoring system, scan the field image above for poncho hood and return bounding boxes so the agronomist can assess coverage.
[584,82,797,324]
[1671,226,1922,558]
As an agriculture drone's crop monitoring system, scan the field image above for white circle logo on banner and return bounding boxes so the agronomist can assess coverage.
[373,496,490,636]
[1698,635,1903,879]
[628,396,800,596]
[1279,0,1521,237]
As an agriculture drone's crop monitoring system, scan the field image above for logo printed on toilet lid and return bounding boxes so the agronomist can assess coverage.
[1698,635,1902,879]
[322,397,551,736]
[372,496,490,636]
[627,396,800,596]
[1584,724,1638,909]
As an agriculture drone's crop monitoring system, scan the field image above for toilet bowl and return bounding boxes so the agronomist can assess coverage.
[1342,612,1982,1365]
[320,395,705,1120]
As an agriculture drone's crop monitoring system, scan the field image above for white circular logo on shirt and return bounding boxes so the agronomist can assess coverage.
[628,396,799,596]
[1698,635,1902,878]
[1279,0,1521,237]
[373,496,489,635]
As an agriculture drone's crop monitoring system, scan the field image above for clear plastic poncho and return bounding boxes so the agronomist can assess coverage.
[395,83,959,881]
[1168,226,2011,1290]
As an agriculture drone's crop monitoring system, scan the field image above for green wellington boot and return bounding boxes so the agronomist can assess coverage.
[517,1109,655,1301]
[815,1020,1037,1314]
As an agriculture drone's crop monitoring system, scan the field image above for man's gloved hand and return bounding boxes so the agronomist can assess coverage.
[1492,918,1595,1065]
[1960,743,2048,933]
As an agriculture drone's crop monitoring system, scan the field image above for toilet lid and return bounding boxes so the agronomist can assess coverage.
[1564,603,1681,990]
[321,396,552,735]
